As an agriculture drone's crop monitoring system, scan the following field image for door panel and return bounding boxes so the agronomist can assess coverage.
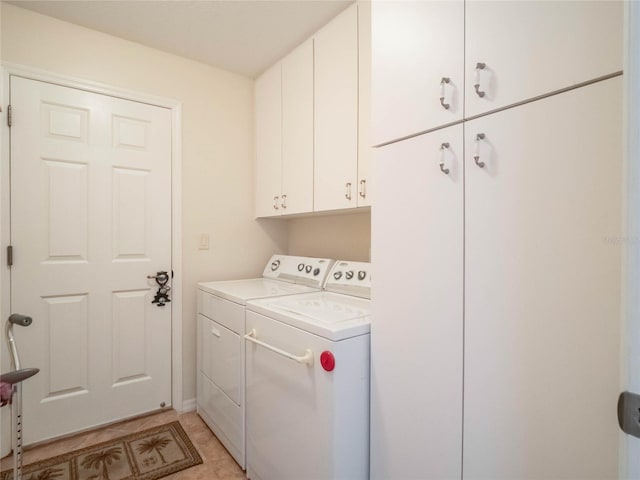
[371,0,464,144]
[255,63,282,217]
[357,0,372,207]
[314,4,358,212]
[370,124,463,479]
[465,1,622,118]
[282,39,314,215]
[464,77,622,479]
[10,76,172,444]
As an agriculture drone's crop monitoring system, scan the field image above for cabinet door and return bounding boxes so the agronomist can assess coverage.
[371,125,463,480]
[464,77,622,479]
[371,0,464,145]
[255,62,282,218]
[314,3,358,212]
[282,39,314,215]
[357,0,372,207]
[465,1,622,118]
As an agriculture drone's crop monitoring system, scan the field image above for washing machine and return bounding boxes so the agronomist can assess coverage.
[244,260,371,480]
[196,254,334,468]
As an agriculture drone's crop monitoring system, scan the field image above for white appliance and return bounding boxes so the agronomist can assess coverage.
[196,255,334,468]
[244,260,371,480]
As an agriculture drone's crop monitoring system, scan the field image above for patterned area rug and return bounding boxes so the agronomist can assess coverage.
[0,421,202,480]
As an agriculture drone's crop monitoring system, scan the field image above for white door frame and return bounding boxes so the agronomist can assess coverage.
[0,63,184,432]
[623,2,640,478]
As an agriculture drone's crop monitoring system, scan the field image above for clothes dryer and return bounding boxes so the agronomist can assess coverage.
[245,260,371,480]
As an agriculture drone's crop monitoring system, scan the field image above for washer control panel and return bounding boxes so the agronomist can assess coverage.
[263,255,334,288]
[324,260,372,299]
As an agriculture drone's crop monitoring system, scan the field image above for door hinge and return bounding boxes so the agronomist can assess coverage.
[7,245,13,267]
[7,105,12,127]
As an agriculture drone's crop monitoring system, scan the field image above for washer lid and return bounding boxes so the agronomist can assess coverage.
[247,291,371,341]
[198,278,319,305]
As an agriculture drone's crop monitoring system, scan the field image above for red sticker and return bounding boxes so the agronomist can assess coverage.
[320,351,335,372]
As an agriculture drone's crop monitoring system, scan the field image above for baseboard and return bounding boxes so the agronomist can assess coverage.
[181,398,197,413]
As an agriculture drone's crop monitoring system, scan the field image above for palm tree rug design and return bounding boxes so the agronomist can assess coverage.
[0,421,202,480]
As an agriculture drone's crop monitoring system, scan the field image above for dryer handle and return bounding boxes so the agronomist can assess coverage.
[244,329,314,366]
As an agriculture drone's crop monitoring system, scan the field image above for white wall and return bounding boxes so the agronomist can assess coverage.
[288,212,371,261]
[0,3,289,408]
[0,3,372,434]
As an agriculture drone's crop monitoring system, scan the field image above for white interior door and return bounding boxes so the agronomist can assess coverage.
[9,76,172,444]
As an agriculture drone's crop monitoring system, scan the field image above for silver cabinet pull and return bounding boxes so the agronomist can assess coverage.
[439,142,451,174]
[245,329,313,365]
[273,195,280,210]
[359,179,367,199]
[210,325,221,338]
[474,133,486,168]
[474,62,486,98]
[281,194,287,209]
[345,182,352,200]
[440,77,451,110]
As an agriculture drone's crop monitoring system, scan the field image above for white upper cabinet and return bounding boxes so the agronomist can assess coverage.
[314,3,359,212]
[255,2,370,216]
[371,0,464,146]
[282,40,314,215]
[255,62,282,218]
[465,1,623,118]
[371,0,622,144]
[255,41,314,217]
[357,0,372,207]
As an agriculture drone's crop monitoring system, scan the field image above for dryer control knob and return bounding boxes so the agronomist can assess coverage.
[298,263,305,271]
[320,351,335,372]
[345,271,354,280]
[305,265,312,273]
[313,268,321,276]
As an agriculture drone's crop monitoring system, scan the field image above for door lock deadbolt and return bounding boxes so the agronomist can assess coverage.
[148,271,171,306]
[617,391,640,438]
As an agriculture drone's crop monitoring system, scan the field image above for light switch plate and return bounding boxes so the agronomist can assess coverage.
[618,391,640,438]
[199,234,210,250]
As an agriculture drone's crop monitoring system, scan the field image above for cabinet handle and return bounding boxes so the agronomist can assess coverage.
[439,142,451,174]
[210,326,221,339]
[281,194,287,209]
[273,195,280,210]
[474,133,486,168]
[345,182,352,200]
[474,62,487,98]
[359,179,367,199]
[440,77,451,110]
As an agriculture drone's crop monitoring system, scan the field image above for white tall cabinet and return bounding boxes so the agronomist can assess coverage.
[371,1,623,479]
[372,125,464,479]
[462,76,622,480]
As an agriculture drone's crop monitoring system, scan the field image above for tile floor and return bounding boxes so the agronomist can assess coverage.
[0,410,245,479]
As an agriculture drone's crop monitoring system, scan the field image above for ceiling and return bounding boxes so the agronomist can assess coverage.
[6,0,353,78]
